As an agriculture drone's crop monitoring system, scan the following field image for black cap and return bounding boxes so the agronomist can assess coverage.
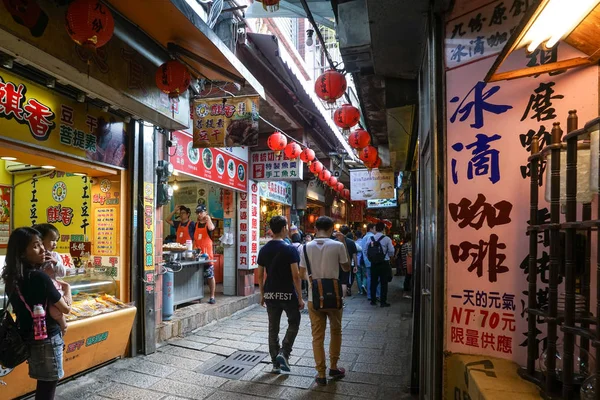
[195,205,207,213]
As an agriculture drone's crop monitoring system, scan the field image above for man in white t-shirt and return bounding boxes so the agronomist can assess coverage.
[300,216,350,386]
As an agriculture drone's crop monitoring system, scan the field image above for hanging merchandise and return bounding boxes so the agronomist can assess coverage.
[299,148,316,165]
[314,69,347,105]
[310,161,324,176]
[256,0,281,12]
[335,182,344,192]
[65,0,115,50]
[348,128,371,150]
[155,60,191,98]
[334,104,360,136]
[267,131,287,155]
[328,176,338,188]
[359,145,379,165]
[319,169,332,182]
[284,142,302,160]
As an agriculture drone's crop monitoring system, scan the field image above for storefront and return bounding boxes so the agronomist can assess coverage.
[0,69,135,399]
[303,179,327,234]
[258,181,293,240]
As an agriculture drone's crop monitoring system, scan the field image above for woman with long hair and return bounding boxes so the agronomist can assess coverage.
[1,227,71,400]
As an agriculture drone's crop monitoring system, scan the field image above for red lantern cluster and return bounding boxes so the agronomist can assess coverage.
[365,157,382,169]
[267,131,287,154]
[319,169,331,182]
[342,189,350,200]
[348,129,371,150]
[300,148,315,165]
[333,104,360,133]
[256,0,280,12]
[315,69,347,105]
[310,161,324,175]
[359,145,378,165]
[156,60,191,98]
[328,176,338,188]
[335,182,344,192]
[66,0,114,50]
[284,142,302,160]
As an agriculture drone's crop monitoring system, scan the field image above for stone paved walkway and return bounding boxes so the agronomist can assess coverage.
[55,276,413,400]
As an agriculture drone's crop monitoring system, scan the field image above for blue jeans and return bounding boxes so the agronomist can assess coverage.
[366,266,380,299]
[356,264,367,293]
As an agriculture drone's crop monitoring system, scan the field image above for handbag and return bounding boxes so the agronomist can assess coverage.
[0,289,30,368]
[303,244,343,311]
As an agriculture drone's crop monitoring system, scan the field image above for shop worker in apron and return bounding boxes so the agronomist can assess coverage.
[195,205,217,305]
[166,205,196,245]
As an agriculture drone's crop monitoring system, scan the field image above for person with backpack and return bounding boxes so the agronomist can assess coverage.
[361,223,380,302]
[1,227,71,400]
[367,222,395,307]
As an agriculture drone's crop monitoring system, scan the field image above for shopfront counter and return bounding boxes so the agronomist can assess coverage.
[166,259,215,306]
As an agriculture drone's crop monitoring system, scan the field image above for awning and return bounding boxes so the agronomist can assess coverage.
[239,33,357,159]
[106,0,264,97]
[246,0,335,29]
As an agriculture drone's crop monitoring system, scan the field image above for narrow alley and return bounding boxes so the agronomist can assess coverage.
[54,277,412,400]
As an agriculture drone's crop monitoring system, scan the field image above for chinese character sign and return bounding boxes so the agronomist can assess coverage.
[143,182,155,272]
[237,180,259,270]
[445,20,598,365]
[445,0,530,69]
[349,169,395,201]
[258,181,292,206]
[193,96,259,148]
[0,71,127,168]
[250,150,304,181]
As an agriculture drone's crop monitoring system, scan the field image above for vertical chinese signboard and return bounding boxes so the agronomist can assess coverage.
[445,0,598,365]
[237,180,259,270]
[192,96,259,148]
[251,151,304,181]
[0,185,11,247]
[143,183,155,276]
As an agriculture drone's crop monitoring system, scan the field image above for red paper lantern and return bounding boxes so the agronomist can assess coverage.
[328,176,338,188]
[333,104,360,133]
[284,142,302,160]
[268,131,288,154]
[310,161,324,175]
[342,189,350,199]
[155,60,191,98]
[359,146,378,165]
[366,157,382,169]
[66,0,115,49]
[319,169,331,182]
[256,0,280,12]
[315,69,347,105]
[299,148,315,165]
[335,182,344,192]
[348,129,371,150]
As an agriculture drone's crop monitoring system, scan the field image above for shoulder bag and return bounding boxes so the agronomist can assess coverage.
[303,244,343,311]
[0,288,30,368]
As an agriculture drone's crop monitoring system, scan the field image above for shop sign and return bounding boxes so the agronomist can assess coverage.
[0,185,11,248]
[193,96,259,148]
[445,23,598,365]
[172,131,248,192]
[0,4,189,129]
[349,201,364,222]
[143,182,155,274]
[0,71,128,168]
[367,196,398,209]
[237,180,259,270]
[445,0,530,70]
[250,150,304,181]
[307,179,326,203]
[69,242,92,258]
[258,181,292,206]
[350,169,395,201]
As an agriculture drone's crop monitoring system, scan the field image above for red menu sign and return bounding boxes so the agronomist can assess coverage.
[172,131,247,191]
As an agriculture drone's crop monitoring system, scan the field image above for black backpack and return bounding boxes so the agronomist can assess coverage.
[367,236,386,264]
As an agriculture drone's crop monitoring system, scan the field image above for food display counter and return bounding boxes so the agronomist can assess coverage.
[0,271,136,399]
[163,252,215,306]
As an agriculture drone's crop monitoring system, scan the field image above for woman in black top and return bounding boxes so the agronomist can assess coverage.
[1,227,71,400]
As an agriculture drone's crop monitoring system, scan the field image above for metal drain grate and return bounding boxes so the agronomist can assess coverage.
[204,351,267,379]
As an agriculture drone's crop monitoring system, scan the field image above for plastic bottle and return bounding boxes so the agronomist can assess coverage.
[33,305,47,340]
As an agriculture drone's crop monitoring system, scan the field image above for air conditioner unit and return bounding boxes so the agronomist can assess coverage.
[4,161,47,175]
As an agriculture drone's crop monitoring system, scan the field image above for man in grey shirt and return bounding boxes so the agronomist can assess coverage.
[368,222,395,307]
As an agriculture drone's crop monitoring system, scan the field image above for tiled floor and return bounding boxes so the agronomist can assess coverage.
[55,276,414,400]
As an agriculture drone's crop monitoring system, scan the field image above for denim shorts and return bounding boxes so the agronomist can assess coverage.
[204,265,214,279]
[28,333,64,381]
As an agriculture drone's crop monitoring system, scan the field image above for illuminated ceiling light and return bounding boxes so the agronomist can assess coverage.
[73,172,86,176]
[41,165,56,169]
[1,56,14,69]
[77,93,86,103]
[1,156,17,161]
[172,179,179,191]
[261,204,267,213]
[46,78,56,88]
[519,0,600,52]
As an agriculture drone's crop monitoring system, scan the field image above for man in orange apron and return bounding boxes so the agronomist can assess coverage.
[166,205,196,245]
[195,205,216,304]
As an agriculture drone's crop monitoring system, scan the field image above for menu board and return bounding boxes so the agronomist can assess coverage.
[94,207,118,256]
[0,185,10,247]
